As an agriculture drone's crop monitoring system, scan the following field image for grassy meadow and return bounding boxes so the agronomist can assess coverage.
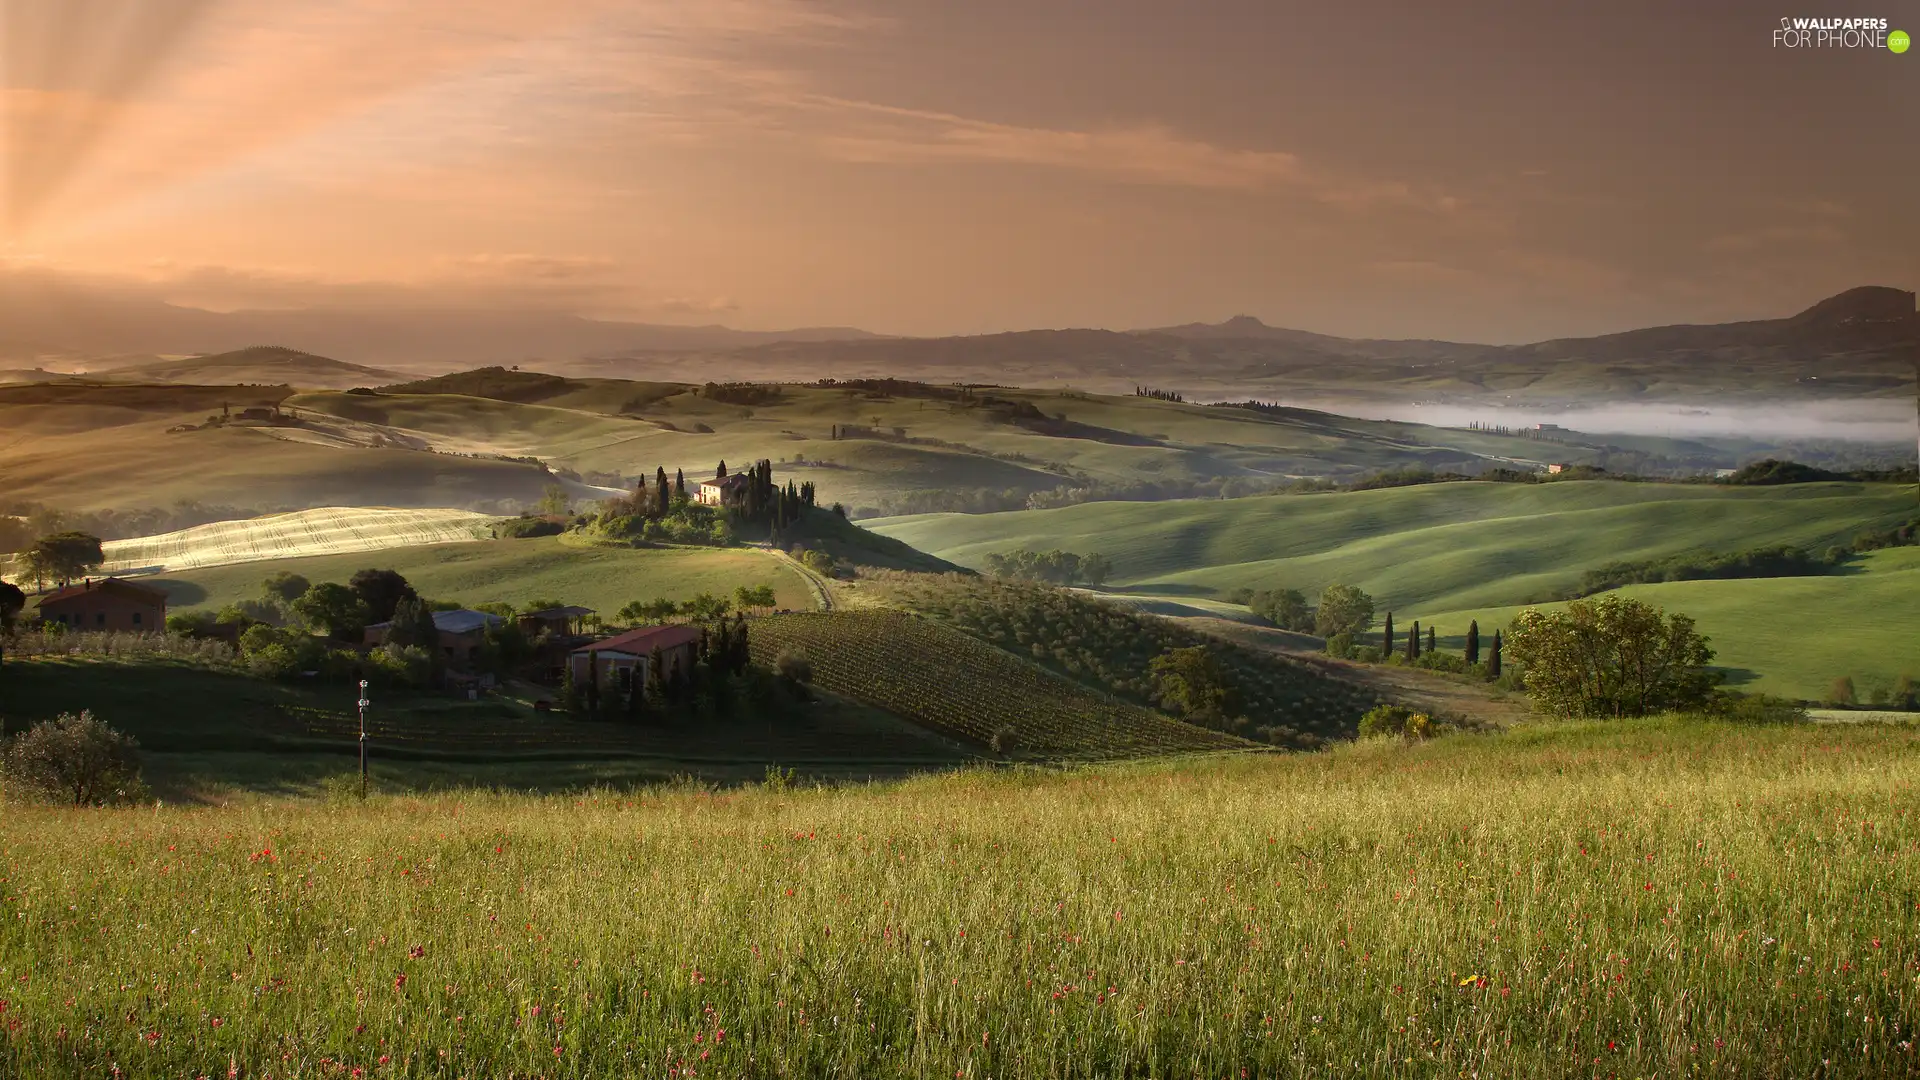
[1413,546,1920,701]
[151,537,814,617]
[2,720,1918,1077]
[867,480,1918,612]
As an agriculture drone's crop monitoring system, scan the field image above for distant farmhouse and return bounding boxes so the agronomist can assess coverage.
[363,608,504,669]
[696,473,750,506]
[34,577,167,632]
[569,624,702,694]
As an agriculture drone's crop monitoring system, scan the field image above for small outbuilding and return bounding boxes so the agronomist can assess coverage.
[364,608,505,669]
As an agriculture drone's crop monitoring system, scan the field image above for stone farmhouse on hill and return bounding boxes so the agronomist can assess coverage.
[34,577,167,632]
[695,473,750,506]
[568,624,702,694]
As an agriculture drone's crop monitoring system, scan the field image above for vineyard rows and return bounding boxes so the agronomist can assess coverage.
[869,575,1380,747]
[748,611,1257,759]
[94,507,494,574]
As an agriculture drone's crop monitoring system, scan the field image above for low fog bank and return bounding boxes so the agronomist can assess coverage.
[1272,399,1919,445]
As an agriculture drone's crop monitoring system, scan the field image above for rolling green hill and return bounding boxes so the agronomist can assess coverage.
[152,537,814,617]
[867,480,1918,611]
[1413,546,1920,701]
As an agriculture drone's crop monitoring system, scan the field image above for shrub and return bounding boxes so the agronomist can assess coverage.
[1,711,149,806]
[774,648,813,688]
[1701,691,1809,725]
[989,725,1019,756]
[366,643,435,689]
[493,515,565,539]
[1825,676,1857,707]
[1324,631,1354,659]
[1411,650,1470,675]
[1356,705,1454,741]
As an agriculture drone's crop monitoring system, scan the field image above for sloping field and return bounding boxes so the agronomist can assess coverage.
[156,537,814,616]
[1415,546,1920,701]
[87,507,493,574]
[867,480,1917,612]
[747,610,1258,759]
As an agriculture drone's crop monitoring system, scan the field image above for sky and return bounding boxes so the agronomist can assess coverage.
[0,0,1916,342]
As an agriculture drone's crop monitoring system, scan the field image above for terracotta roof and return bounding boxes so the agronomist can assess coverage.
[573,624,703,655]
[698,474,750,490]
[35,576,168,607]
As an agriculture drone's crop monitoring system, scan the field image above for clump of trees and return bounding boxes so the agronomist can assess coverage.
[983,548,1112,587]
[1148,646,1239,724]
[1,711,148,806]
[1227,587,1314,633]
[1570,545,1841,598]
[13,531,106,590]
[615,586,774,627]
[1505,596,1717,718]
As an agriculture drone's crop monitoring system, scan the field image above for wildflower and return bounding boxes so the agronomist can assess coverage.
[393,974,407,991]
[210,1017,224,1028]
[408,945,425,959]
[554,1045,564,1057]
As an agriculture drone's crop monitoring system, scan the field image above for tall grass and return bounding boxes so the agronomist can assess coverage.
[2,719,1917,1077]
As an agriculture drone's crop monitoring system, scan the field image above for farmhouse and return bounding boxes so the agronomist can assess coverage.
[363,609,505,669]
[1546,463,1567,475]
[569,624,702,694]
[517,605,595,641]
[695,473,750,507]
[34,577,167,632]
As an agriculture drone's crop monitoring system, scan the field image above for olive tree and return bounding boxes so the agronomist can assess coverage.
[2,711,148,805]
[1505,596,1716,718]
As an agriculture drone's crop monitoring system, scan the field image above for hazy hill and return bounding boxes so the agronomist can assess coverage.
[106,346,407,388]
[0,269,880,371]
[686,286,1915,405]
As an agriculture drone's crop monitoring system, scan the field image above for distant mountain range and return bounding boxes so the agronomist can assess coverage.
[635,286,1915,405]
[3,281,1911,406]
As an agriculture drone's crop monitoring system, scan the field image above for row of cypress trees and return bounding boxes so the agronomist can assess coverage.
[1380,612,1503,678]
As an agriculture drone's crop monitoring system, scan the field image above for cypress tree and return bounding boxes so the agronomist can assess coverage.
[716,460,728,480]
[585,650,601,717]
[1407,620,1420,660]
[674,468,686,497]
[1488,630,1503,679]
[1426,626,1436,654]
[1466,619,1481,666]
[656,470,670,516]
[1383,612,1394,657]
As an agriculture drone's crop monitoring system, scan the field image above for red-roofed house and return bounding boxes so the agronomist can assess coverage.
[35,577,168,633]
[568,624,702,694]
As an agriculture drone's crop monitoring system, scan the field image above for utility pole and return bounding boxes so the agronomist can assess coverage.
[357,678,371,798]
